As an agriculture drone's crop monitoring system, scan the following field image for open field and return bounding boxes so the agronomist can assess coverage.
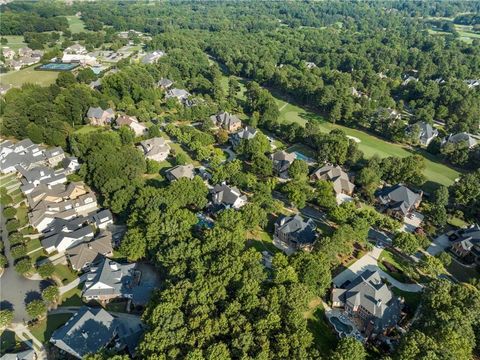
[66,15,87,34]
[428,23,480,44]
[1,35,27,51]
[0,65,59,88]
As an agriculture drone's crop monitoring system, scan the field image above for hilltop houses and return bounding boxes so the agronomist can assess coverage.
[141,50,165,64]
[331,270,402,339]
[86,107,115,126]
[137,137,170,162]
[157,78,173,89]
[165,88,191,103]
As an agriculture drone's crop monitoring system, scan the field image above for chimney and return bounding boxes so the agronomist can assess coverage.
[82,330,88,339]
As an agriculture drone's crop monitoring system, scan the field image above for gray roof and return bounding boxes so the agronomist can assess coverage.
[0,349,35,360]
[165,88,191,100]
[339,270,401,332]
[86,107,114,119]
[41,218,94,251]
[444,132,478,148]
[83,258,136,299]
[211,183,247,207]
[210,112,242,130]
[66,231,113,270]
[310,164,355,195]
[377,184,421,215]
[414,121,438,143]
[276,214,317,245]
[138,137,170,158]
[50,306,116,359]
[453,224,480,251]
[44,146,65,159]
[141,50,165,64]
[157,78,173,88]
[165,164,195,181]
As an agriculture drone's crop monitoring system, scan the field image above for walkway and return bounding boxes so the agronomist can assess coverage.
[9,323,46,360]
[59,274,87,295]
[332,245,423,293]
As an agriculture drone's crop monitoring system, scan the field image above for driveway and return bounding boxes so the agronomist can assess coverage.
[332,245,423,293]
[0,206,45,323]
[426,234,450,256]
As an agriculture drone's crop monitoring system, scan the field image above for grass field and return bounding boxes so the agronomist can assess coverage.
[273,94,460,189]
[0,65,59,87]
[73,125,103,135]
[30,313,72,343]
[428,24,480,44]
[1,35,27,51]
[66,15,87,34]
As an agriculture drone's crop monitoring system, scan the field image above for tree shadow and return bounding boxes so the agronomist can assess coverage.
[0,300,14,311]
[24,290,42,304]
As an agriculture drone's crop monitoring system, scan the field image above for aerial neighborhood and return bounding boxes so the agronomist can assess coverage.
[0,2,479,360]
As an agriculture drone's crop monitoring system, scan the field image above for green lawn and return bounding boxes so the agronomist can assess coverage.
[16,204,28,227]
[66,15,87,34]
[74,125,103,135]
[446,260,480,283]
[378,249,415,284]
[59,284,84,307]
[304,298,337,355]
[0,330,19,354]
[0,65,59,87]
[29,313,72,343]
[391,287,422,313]
[52,264,78,285]
[1,35,27,51]
[247,229,281,254]
[25,238,42,253]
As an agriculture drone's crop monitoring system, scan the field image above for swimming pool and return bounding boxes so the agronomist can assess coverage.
[329,316,353,334]
[294,151,313,162]
[36,62,79,72]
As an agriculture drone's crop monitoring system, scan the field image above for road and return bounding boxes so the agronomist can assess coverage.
[332,245,424,293]
[0,206,45,323]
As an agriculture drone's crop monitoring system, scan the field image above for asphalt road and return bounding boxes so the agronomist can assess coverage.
[1,205,45,323]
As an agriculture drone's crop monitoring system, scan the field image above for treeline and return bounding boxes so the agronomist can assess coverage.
[0,12,68,35]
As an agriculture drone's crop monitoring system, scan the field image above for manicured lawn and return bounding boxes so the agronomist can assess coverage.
[304,298,337,355]
[378,249,415,284]
[25,238,42,253]
[1,35,27,51]
[0,65,59,87]
[74,125,103,135]
[246,229,281,254]
[52,264,78,285]
[29,313,73,343]
[59,284,84,307]
[447,216,468,229]
[16,204,28,227]
[66,15,87,34]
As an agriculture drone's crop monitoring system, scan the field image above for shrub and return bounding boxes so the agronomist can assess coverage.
[0,309,14,327]
[0,254,7,268]
[6,219,20,233]
[14,258,32,275]
[26,300,46,319]
[42,285,59,303]
[8,232,25,246]
[37,262,55,279]
[2,207,16,219]
[10,244,27,259]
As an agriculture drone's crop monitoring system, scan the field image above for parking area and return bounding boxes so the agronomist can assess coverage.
[402,211,424,233]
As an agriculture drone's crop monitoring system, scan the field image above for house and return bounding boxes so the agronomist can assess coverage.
[230,126,258,148]
[44,146,65,167]
[41,217,94,254]
[61,53,97,66]
[210,183,247,209]
[331,270,402,338]
[28,189,98,232]
[442,132,478,149]
[26,182,87,209]
[464,79,480,89]
[18,166,67,195]
[141,50,165,64]
[401,76,418,86]
[407,121,439,146]
[64,44,87,55]
[115,115,148,136]
[450,224,480,264]
[165,164,195,182]
[310,164,355,196]
[86,107,115,126]
[376,184,422,220]
[87,209,114,230]
[165,88,191,103]
[1,47,15,60]
[305,61,317,69]
[210,112,242,132]
[18,47,32,57]
[49,306,144,359]
[82,258,136,302]
[273,214,317,252]
[88,78,102,90]
[157,78,173,89]
[66,231,114,271]
[271,150,296,178]
[0,349,36,360]
[62,157,81,174]
[0,139,45,174]
[137,137,170,162]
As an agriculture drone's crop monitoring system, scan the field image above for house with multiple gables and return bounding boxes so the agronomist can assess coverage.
[157,78,173,89]
[66,231,114,271]
[86,107,115,126]
[49,306,144,359]
[310,164,355,196]
[165,88,191,103]
[450,224,480,265]
[115,115,148,136]
[165,164,195,182]
[210,183,247,210]
[271,150,296,179]
[141,50,165,64]
[273,214,317,252]
[0,349,36,360]
[230,126,258,148]
[406,121,439,146]
[331,270,402,339]
[210,112,242,132]
[442,132,478,149]
[376,184,422,220]
[137,137,170,162]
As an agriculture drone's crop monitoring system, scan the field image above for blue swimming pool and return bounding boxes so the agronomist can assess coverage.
[329,316,353,334]
[294,151,313,162]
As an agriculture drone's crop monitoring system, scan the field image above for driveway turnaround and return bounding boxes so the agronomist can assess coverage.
[426,234,450,256]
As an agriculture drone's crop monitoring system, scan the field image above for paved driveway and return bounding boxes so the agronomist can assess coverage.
[332,245,423,293]
[426,234,450,256]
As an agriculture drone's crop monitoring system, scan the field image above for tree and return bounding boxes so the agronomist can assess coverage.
[216,129,229,144]
[393,232,420,255]
[26,300,46,319]
[291,252,331,296]
[282,180,313,209]
[315,180,337,210]
[14,258,32,275]
[119,228,147,261]
[10,244,27,259]
[175,152,189,166]
[5,219,20,233]
[148,125,161,138]
[37,262,55,279]
[287,159,308,180]
[251,154,273,177]
[0,309,14,327]
[437,252,452,267]
[0,254,7,268]
[2,207,16,219]
[118,125,135,145]
[56,71,77,87]
[0,188,12,206]
[420,256,445,277]
[146,158,161,174]
[331,337,366,360]
[76,68,96,84]
[42,285,59,303]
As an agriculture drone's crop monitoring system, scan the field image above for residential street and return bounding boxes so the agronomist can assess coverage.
[332,245,424,293]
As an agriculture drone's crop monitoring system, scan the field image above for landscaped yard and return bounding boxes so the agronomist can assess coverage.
[0,330,19,354]
[59,284,84,307]
[25,238,42,253]
[16,203,29,227]
[52,264,78,285]
[29,313,73,343]
[304,297,337,355]
[246,228,281,254]
[74,125,103,135]
[378,249,416,284]
[0,65,59,87]
[446,260,480,283]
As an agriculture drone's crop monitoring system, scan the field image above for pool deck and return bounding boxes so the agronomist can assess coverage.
[324,304,365,342]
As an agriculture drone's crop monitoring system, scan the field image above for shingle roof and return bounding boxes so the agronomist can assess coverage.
[66,231,113,270]
[211,183,247,206]
[276,214,317,245]
[377,184,421,215]
[311,164,355,195]
[138,137,170,158]
[210,112,242,130]
[83,258,136,298]
[445,132,478,148]
[0,349,36,360]
[166,164,195,181]
[453,224,480,251]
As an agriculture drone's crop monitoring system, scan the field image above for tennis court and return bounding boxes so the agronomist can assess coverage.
[36,63,79,71]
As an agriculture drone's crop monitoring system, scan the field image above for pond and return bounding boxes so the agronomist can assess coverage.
[329,316,353,334]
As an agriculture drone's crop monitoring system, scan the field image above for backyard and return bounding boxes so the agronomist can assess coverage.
[304,297,338,355]
[1,35,27,51]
